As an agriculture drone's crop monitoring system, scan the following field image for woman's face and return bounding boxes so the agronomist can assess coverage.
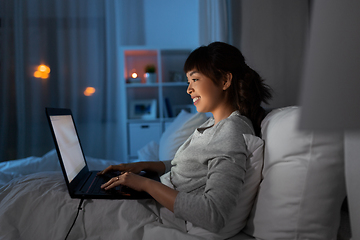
[186,69,228,115]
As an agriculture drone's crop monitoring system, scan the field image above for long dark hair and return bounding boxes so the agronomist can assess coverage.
[184,42,272,136]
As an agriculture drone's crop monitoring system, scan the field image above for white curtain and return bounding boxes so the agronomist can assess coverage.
[199,0,229,45]
[198,0,242,49]
[0,0,144,161]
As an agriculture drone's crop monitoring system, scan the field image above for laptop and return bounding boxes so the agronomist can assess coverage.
[45,107,160,199]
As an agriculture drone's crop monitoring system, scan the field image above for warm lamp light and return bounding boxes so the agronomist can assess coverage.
[299,1,360,239]
[34,71,42,78]
[34,64,50,79]
[128,69,141,83]
[84,87,96,96]
[38,65,50,73]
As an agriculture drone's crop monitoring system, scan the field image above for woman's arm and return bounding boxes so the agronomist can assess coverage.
[143,178,178,212]
[101,171,178,212]
[139,161,167,175]
[174,154,246,232]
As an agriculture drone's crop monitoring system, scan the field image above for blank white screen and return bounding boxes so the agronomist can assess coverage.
[50,115,86,182]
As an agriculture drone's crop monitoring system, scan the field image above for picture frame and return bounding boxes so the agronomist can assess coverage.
[129,99,157,119]
[169,71,186,82]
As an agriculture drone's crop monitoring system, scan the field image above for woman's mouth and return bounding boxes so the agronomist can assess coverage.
[193,96,200,104]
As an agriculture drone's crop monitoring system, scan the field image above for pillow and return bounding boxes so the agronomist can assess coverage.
[243,106,346,240]
[187,134,264,239]
[159,110,208,161]
[137,141,159,162]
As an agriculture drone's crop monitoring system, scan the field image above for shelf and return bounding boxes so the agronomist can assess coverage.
[119,46,195,160]
[126,83,159,88]
[126,118,161,124]
[162,82,188,86]
[126,82,187,88]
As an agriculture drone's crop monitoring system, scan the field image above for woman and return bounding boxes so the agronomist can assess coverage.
[99,42,272,234]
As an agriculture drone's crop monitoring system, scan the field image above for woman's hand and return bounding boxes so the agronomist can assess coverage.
[100,172,149,192]
[97,162,144,176]
[97,161,166,176]
[101,172,179,213]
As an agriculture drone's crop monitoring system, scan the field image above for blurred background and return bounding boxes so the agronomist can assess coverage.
[0,0,310,162]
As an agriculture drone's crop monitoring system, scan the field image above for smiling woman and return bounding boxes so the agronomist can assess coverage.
[186,70,234,124]
[184,42,272,136]
[97,41,272,239]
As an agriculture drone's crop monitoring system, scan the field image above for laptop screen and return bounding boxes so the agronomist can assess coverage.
[50,115,86,182]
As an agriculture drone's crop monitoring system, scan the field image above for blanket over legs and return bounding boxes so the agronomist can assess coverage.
[0,172,204,240]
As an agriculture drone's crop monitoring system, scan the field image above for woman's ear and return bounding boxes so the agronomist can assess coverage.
[223,73,232,90]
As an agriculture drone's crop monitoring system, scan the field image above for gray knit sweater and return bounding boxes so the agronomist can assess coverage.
[162,111,254,232]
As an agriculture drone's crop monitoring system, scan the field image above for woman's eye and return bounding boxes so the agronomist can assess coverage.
[187,79,199,84]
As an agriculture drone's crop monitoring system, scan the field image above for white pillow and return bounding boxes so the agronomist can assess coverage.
[137,141,159,162]
[187,134,264,239]
[243,106,346,240]
[159,110,208,161]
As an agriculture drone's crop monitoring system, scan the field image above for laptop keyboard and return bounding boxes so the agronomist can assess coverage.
[90,173,123,195]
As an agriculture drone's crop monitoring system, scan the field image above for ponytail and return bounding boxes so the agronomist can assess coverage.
[184,42,273,136]
[232,65,272,136]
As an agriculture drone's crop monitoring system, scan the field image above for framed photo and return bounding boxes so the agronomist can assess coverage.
[129,99,157,119]
[170,71,186,82]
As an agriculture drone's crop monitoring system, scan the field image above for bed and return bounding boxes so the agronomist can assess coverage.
[0,107,349,240]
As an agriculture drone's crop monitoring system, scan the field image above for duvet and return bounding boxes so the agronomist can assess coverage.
[0,151,204,240]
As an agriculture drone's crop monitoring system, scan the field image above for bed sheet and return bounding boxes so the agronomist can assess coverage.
[0,151,205,240]
[0,149,121,188]
[0,172,205,240]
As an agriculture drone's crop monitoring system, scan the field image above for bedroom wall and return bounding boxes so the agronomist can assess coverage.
[239,0,310,109]
[143,0,199,48]
[118,0,199,48]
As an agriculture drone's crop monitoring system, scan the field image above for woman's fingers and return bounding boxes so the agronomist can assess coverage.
[101,176,121,190]
[97,163,143,176]
[101,172,146,192]
[97,164,124,175]
[97,165,114,175]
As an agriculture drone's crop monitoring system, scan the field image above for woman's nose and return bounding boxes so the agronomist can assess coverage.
[187,84,193,95]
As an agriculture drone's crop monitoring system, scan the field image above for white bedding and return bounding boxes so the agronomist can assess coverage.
[0,149,121,188]
[0,111,259,240]
[0,150,204,240]
[0,112,215,240]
